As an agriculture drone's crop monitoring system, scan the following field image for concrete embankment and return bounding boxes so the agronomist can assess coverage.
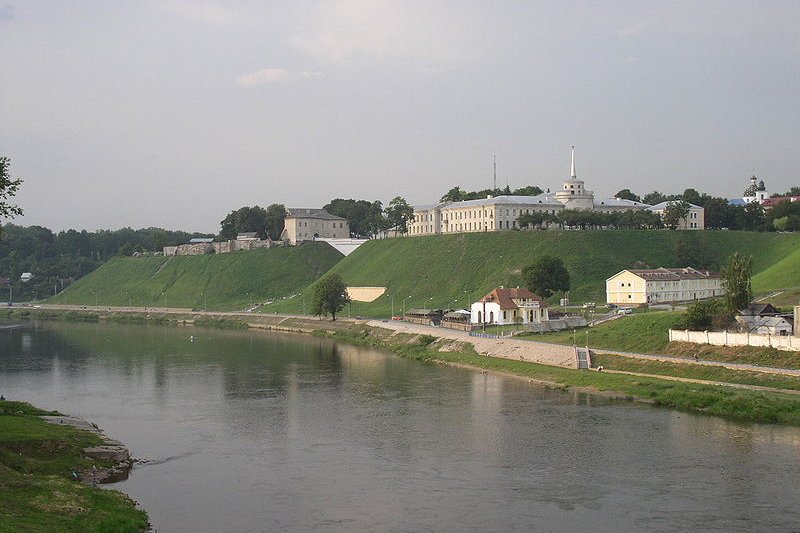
[366,320,577,368]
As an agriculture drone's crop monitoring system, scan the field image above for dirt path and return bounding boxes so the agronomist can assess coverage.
[602,369,800,395]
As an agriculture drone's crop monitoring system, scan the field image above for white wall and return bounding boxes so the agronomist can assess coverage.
[669,329,800,352]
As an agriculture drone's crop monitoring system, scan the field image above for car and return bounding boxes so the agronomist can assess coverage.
[391,316,403,321]
[617,308,632,315]
[582,302,596,309]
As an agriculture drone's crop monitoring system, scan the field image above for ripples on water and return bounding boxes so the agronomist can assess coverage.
[1,321,799,532]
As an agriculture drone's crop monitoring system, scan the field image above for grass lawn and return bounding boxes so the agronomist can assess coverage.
[520,311,685,353]
[0,401,148,533]
[592,352,800,391]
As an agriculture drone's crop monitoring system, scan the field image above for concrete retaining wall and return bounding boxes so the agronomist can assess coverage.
[669,329,800,352]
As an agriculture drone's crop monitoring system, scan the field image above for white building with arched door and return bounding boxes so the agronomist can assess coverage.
[470,287,550,326]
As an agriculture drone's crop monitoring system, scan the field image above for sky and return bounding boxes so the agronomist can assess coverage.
[1,1,799,233]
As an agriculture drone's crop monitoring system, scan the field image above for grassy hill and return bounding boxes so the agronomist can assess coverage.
[51,243,343,311]
[751,244,800,305]
[263,230,800,317]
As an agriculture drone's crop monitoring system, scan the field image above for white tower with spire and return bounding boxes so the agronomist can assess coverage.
[555,146,594,210]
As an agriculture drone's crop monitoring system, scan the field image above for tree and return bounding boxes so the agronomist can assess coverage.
[522,255,570,299]
[264,204,287,240]
[614,189,641,202]
[312,273,350,321]
[385,196,414,234]
[684,298,732,330]
[681,188,702,206]
[219,206,269,240]
[721,252,752,314]
[662,200,691,229]
[0,157,23,236]
[440,187,465,203]
[512,185,544,196]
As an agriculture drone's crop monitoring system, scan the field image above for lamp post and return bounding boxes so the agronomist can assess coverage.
[391,295,394,318]
[402,295,412,317]
[162,291,167,309]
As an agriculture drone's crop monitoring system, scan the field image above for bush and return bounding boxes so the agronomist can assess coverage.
[684,299,731,330]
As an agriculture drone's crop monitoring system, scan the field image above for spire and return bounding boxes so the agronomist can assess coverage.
[570,146,576,179]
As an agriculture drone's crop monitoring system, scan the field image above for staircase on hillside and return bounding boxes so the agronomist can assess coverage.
[575,347,591,370]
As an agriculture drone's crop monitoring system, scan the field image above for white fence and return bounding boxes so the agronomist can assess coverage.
[669,329,800,352]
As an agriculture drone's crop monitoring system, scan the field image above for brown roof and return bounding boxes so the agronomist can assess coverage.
[627,267,719,281]
[480,287,547,310]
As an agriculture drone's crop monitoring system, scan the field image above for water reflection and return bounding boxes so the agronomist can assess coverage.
[1,320,800,532]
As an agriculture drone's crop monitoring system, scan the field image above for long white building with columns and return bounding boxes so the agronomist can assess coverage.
[408,148,703,235]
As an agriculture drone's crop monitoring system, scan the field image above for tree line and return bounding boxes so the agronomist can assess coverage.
[219,197,415,240]
[0,224,213,302]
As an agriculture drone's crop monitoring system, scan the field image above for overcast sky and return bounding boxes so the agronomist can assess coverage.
[1,1,799,233]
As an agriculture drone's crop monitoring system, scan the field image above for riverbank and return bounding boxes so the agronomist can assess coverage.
[7,305,800,426]
[0,400,148,532]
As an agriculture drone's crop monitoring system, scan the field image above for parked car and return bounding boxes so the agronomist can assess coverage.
[617,307,632,315]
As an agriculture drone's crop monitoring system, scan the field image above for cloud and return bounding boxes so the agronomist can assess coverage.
[237,68,292,86]
[156,1,238,24]
[0,4,14,21]
[618,21,651,38]
[290,0,460,63]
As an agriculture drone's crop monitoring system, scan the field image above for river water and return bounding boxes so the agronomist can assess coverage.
[1,321,799,532]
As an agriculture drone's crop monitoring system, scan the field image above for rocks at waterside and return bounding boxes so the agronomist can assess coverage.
[41,415,133,484]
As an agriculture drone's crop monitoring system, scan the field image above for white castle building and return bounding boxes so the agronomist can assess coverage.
[408,148,704,235]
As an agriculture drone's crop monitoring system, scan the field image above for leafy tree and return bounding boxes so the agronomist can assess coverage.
[681,188,702,206]
[517,211,549,229]
[324,198,388,237]
[219,206,269,240]
[684,298,731,330]
[741,201,765,231]
[0,156,23,235]
[522,255,570,299]
[312,273,350,321]
[265,204,287,240]
[440,186,465,203]
[385,196,414,234]
[721,252,752,314]
[662,200,691,229]
[614,189,641,202]
[642,191,680,205]
[512,185,544,196]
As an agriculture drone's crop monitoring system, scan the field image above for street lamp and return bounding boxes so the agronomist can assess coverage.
[402,295,412,316]
[162,291,167,309]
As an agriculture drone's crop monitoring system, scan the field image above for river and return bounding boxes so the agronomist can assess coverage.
[1,321,799,532]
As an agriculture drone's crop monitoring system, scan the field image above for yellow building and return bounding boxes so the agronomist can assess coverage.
[606,267,723,306]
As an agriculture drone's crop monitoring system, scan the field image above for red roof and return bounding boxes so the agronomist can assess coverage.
[761,196,800,208]
[480,287,547,309]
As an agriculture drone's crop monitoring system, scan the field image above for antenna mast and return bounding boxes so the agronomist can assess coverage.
[493,155,497,192]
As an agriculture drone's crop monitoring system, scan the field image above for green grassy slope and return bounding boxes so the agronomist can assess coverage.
[51,243,343,311]
[752,245,800,292]
[264,230,800,317]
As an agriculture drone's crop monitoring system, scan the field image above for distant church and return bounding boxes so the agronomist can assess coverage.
[729,175,770,206]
